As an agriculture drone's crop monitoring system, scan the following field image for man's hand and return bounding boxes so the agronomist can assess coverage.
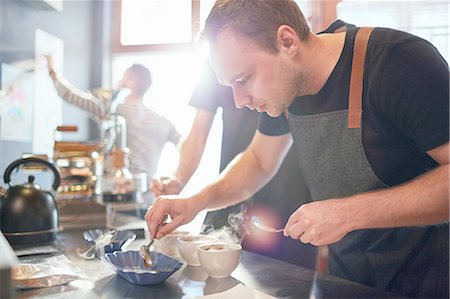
[150,175,184,196]
[284,199,353,246]
[145,194,206,240]
[44,54,57,81]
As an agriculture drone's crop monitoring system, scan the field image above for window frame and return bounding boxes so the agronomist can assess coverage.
[113,0,200,53]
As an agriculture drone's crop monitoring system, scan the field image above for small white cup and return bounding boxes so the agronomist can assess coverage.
[198,243,242,278]
[145,228,191,258]
[178,235,218,266]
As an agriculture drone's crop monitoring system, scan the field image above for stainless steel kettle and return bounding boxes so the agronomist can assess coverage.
[0,157,61,247]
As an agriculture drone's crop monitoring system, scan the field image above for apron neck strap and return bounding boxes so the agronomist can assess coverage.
[348,27,374,129]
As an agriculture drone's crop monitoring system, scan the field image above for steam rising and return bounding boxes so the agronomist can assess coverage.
[202,205,250,244]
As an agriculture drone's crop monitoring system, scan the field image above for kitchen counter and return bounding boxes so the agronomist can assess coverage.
[16,229,401,298]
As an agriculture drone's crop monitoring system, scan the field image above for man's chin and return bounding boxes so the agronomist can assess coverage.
[266,110,283,118]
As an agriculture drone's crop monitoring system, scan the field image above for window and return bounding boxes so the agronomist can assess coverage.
[114,0,200,52]
[120,0,193,46]
[337,1,449,61]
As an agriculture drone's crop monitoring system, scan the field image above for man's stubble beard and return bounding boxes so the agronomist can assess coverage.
[278,67,306,114]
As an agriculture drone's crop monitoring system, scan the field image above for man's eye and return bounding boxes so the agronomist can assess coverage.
[236,78,248,85]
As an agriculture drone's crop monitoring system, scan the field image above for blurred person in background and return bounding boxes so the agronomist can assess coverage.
[46,55,181,207]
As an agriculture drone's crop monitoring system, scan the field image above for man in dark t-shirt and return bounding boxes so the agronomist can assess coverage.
[255,20,449,297]
[260,23,447,188]
[146,1,449,297]
[152,62,317,268]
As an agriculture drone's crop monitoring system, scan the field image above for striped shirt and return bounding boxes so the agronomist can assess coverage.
[53,77,181,181]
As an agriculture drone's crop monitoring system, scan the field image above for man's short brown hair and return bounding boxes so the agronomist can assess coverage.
[128,64,152,97]
[200,0,310,53]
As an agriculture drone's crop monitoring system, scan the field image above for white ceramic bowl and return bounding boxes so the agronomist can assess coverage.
[145,229,191,258]
[177,235,218,266]
[198,243,242,278]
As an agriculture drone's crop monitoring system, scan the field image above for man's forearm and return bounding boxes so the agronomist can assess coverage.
[196,132,293,211]
[349,164,449,230]
[174,136,206,187]
[174,109,215,188]
[199,149,276,211]
[53,77,106,118]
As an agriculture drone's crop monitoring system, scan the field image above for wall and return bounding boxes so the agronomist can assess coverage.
[0,0,103,186]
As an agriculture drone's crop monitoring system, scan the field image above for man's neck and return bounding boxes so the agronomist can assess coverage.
[300,31,346,95]
[124,94,143,104]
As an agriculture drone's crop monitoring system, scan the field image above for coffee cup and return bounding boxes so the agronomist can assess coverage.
[177,235,218,266]
[198,243,242,278]
[145,228,191,258]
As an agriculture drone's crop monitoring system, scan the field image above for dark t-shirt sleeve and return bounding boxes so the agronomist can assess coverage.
[188,62,222,113]
[258,113,291,136]
[377,38,449,151]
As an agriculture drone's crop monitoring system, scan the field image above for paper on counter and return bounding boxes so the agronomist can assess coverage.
[196,283,277,299]
[13,255,85,289]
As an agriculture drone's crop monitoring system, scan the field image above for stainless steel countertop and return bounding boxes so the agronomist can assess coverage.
[16,229,400,298]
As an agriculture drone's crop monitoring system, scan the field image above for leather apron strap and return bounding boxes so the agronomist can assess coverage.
[348,27,374,129]
[316,27,375,274]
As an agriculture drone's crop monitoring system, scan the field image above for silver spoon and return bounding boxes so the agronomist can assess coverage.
[251,216,284,233]
[77,244,97,259]
[77,230,115,260]
[139,239,155,267]
[77,233,105,259]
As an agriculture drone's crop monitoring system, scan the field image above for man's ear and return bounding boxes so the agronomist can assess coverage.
[276,25,299,55]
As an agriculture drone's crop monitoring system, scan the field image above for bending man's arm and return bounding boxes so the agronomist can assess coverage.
[285,142,449,246]
[203,131,293,210]
[146,131,293,239]
[151,109,214,196]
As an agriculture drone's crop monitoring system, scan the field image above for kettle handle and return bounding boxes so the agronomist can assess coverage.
[3,157,61,191]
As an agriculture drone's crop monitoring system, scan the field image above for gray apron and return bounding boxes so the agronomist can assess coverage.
[287,28,449,297]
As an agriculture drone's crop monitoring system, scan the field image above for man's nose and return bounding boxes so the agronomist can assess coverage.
[232,86,251,109]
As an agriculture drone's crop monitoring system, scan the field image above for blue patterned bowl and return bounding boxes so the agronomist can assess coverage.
[83,229,136,253]
[102,251,183,285]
